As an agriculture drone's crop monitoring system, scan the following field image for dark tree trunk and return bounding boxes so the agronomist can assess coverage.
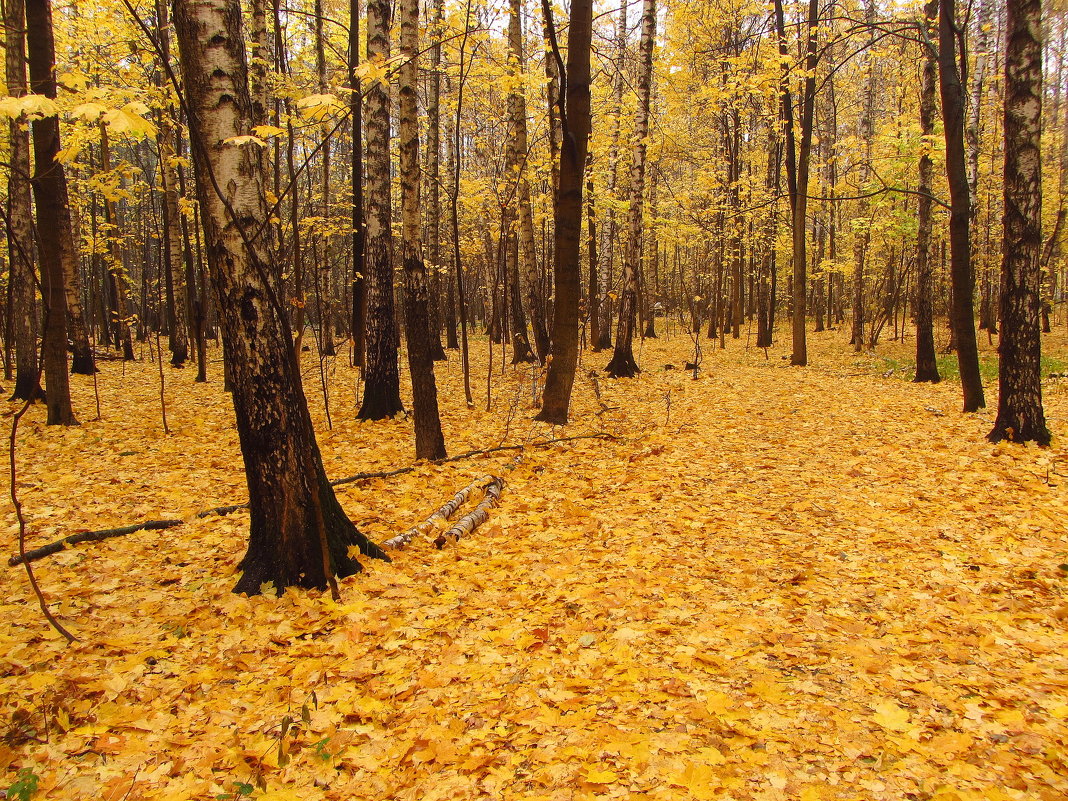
[5,0,43,402]
[989,0,1050,444]
[536,0,593,422]
[358,0,404,419]
[174,0,388,595]
[398,0,447,459]
[939,0,986,411]
[26,0,77,423]
[915,0,941,383]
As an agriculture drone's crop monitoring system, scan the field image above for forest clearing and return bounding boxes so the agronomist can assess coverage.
[2,331,1067,800]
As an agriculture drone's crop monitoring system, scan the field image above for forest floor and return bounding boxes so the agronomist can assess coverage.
[1,321,1068,801]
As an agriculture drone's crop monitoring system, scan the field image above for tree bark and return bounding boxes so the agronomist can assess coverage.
[938,0,986,411]
[989,0,1050,444]
[789,0,819,367]
[25,0,77,423]
[156,0,191,367]
[915,0,941,383]
[358,0,404,419]
[606,0,655,378]
[173,0,388,594]
[348,0,365,367]
[398,0,447,459]
[5,0,43,401]
[99,124,136,361]
[594,0,627,352]
[509,0,549,363]
[425,0,446,360]
[535,0,593,422]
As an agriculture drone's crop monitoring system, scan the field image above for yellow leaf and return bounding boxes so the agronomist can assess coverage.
[871,700,911,732]
[584,767,617,783]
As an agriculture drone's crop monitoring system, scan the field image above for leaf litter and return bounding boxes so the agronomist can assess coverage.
[1,328,1067,801]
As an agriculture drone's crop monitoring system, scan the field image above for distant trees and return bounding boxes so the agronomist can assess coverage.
[2,0,1062,445]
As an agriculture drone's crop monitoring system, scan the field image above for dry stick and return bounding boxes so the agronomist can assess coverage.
[10,368,77,642]
[10,433,615,566]
[383,474,495,549]
[434,476,504,549]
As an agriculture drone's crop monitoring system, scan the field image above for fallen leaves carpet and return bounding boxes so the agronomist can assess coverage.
[2,328,1067,801]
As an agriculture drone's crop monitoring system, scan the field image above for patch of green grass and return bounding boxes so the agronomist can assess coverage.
[874,352,1068,382]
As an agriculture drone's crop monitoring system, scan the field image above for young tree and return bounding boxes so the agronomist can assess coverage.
[606,0,655,378]
[348,0,366,367]
[535,0,593,422]
[26,0,78,424]
[397,0,447,459]
[173,0,388,594]
[938,0,986,411]
[358,0,404,419]
[508,0,549,363]
[989,0,1050,444]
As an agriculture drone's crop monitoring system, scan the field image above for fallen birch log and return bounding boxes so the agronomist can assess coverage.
[434,476,505,549]
[383,475,496,549]
[10,434,604,566]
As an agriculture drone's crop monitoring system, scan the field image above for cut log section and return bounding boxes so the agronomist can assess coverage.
[434,476,504,549]
[383,475,496,549]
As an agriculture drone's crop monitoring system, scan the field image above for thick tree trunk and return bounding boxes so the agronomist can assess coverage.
[915,0,941,383]
[989,0,1049,444]
[606,0,655,378]
[398,0,447,459]
[358,0,404,419]
[939,0,986,411]
[25,0,77,423]
[535,0,593,422]
[5,0,43,401]
[173,0,388,594]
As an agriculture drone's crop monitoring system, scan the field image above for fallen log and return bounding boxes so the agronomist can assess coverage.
[434,476,505,549]
[9,433,609,566]
[383,475,497,549]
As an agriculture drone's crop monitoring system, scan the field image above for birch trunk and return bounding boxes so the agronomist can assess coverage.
[398,0,446,459]
[989,0,1050,444]
[5,0,43,400]
[358,0,404,419]
[509,0,549,363]
[915,0,941,383]
[595,0,626,351]
[173,0,388,594]
[606,0,655,378]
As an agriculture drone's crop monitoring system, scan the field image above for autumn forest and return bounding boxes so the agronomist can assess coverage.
[0,0,1067,797]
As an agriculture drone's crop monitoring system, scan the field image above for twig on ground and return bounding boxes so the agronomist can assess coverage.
[10,433,616,566]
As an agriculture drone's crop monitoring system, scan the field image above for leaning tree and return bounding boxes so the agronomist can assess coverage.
[172,0,388,594]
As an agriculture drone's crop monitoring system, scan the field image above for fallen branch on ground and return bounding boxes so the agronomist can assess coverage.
[434,476,505,549]
[383,475,497,549]
[9,433,613,566]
